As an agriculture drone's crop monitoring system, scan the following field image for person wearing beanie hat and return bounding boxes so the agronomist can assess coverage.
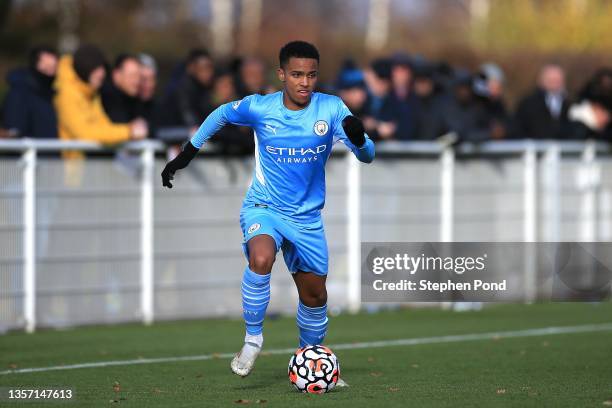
[336,61,368,118]
[54,44,147,154]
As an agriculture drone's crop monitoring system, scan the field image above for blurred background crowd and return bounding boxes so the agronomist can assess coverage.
[1,0,612,154]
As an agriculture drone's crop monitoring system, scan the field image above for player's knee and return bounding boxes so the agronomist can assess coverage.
[301,290,327,307]
[249,252,275,274]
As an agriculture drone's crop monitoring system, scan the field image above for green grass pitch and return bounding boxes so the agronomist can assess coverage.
[1,303,611,407]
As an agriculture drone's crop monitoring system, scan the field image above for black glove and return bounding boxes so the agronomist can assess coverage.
[342,115,366,147]
[161,141,199,188]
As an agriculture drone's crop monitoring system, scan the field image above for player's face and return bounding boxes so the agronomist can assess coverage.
[278,57,318,110]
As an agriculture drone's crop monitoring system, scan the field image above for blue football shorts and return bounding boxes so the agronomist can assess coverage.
[239,205,329,276]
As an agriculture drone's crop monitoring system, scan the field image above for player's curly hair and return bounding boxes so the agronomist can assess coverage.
[279,41,319,68]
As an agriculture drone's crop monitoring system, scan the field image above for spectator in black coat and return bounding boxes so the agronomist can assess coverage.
[101,54,145,124]
[363,58,398,141]
[159,49,215,133]
[514,64,569,139]
[388,53,418,140]
[412,60,446,140]
[437,69,495,143]
[2,46,58,138]
[473,63,511,140]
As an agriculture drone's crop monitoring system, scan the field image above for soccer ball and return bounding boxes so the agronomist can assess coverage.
[288,345,340,394]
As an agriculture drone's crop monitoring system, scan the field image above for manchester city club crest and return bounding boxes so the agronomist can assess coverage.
[313,120,329,136]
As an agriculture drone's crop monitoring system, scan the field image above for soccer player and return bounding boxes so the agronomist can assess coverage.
[161,41,375,380]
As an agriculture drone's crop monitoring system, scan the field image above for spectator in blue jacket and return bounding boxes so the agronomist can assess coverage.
[2,46,59,138]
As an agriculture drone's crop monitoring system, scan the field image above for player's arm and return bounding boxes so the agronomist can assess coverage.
[341,115,375,163]
[161,96,255,188]
[332,98,375,163]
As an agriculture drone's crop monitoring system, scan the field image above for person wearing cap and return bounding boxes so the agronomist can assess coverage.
[54,44,147,152]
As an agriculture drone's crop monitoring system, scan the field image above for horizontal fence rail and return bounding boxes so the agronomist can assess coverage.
[0,138,611,332]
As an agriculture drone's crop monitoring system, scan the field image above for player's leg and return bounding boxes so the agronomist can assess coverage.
[292,271,349,387]
[283,218,349,386]
[292,271,329,347]
[242,234,276,338]
[279,217,330,348]
[232,235,277,377]
[232,210,281,377]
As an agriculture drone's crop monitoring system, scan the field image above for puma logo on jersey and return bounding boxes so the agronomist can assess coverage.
[265,124,277,134]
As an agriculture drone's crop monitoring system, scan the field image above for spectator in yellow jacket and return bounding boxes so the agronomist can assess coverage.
[54,45,147,186]
[54,44,147,147]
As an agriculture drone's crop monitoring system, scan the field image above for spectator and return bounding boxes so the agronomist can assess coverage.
[412,60,446,140]
[137,53,158,126]
[514,64,569,139]
[54,44,147,151]
[437,69,493,143]
[2,45,58,138]
[363,58,397,141]
[473,63,510,140]
[211,70,254,155]
[564,68,612,140]
[475,63,506,103]
[335,62,369,118]
[101,54,145,124]
[236,56,273,97]
[160,48,215,133]
[388,53,418,140]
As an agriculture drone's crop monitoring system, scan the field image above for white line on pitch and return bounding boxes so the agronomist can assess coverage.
[2,322,612,376]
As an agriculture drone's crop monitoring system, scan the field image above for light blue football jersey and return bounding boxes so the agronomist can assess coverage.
[191,91,375,221]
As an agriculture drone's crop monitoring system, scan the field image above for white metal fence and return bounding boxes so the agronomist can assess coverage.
[1,139,611,332]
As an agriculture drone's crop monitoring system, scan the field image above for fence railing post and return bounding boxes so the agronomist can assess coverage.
[543,143,561,241]
[580,140,598,242]
[523,142,537,303]
[140,143,154,325]
[440,146,454,242]
[347,153,361,313]
[22,145,37,333]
